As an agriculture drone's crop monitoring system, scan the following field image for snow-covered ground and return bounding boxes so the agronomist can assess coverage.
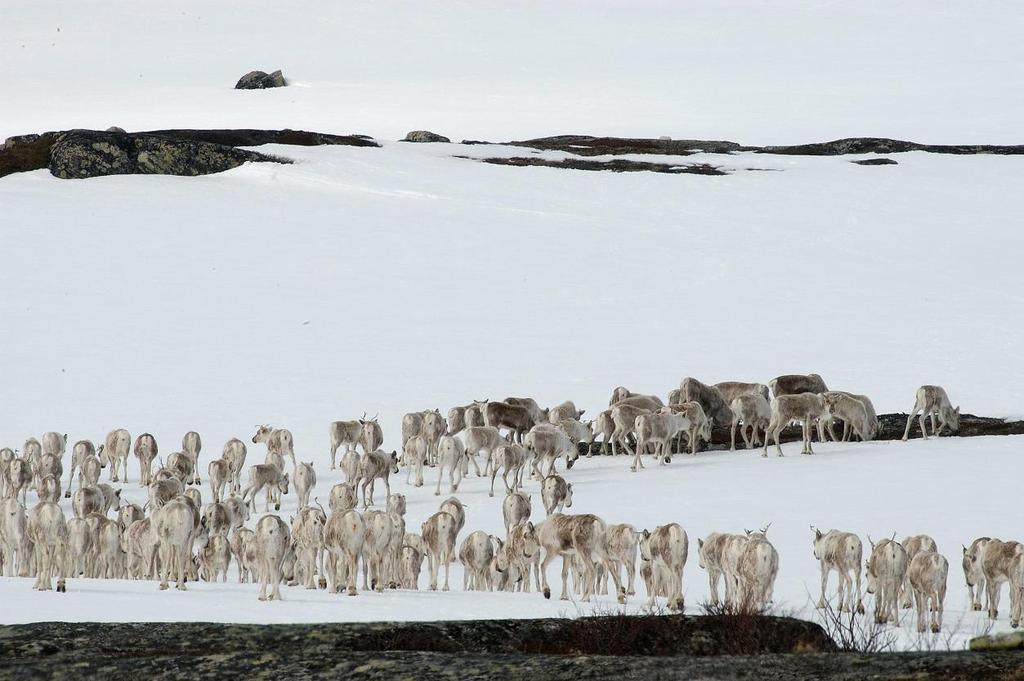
[0,434,1014,650]
[2,0,1022,652]
[4,1,1024,143]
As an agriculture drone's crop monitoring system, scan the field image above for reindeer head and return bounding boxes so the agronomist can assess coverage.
[252,425,271,444]
[638,529,653,561]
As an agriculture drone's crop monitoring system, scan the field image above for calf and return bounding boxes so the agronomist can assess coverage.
[252,425,295,467]
[764,393,827,457]
[421,511,458,591]
[72,486,104,519]
[6,459,33,504]
[609,403,653,457]
[208,458,230,503]
[182,431,202,484]
[402,410,426,448]
[329,419,363,469]
[606,523,640,596]
[463,426,502,477]
[812,528,864,613]
[507,521,541,593]
[102,429,131,483]
[822,392,874,443]
[502,492,531,536]
[419,410,446,463]
[902,385,961,440]
[355,450,399,508]
[900,534,938,609]
[548,400,585,423]
[294,461,316,508]
[403,434,427,487]
[329,482,358,514]
[962,537,992,612]
[489,443,527,497]
[592,410,615,455]
[540,475,573,516]
[730,394,771,450]
[64,440,95,498]
[222,438,247,495]
[866,537,909,625]
[640,523,688,610]
[360,417,384,455]
[401,543,424,589]
[459,530,496,591]
[908,551,949,633]
[240,464,290,512]
[439,497,466,536]
[768,373,828,397]
[633,409,687,469]
[132,433,157,486]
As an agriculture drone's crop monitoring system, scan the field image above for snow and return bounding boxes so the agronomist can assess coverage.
[2,0,1023,651]
[0,435,1015,650]
[4,1,1024,143]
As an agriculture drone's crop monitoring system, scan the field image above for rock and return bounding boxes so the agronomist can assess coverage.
[234,69,286,90]
[0,132,60,178]
[1,128,379,179]
[970,631,1024,651]
[403,130,451,143]
[851,158,898,166]
[48,129,286,179]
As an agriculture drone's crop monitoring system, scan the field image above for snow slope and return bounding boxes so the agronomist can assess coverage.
[2,0,1023,651]
[3,1,1024,143]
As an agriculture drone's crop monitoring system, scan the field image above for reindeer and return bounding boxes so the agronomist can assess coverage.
[902,385,961,440]
[764,393,827,457]
[811,527,864,613]
[252,425,295,467]
[355,450,399,508]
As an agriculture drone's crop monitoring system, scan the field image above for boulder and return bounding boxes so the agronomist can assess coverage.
[403,130,451,143]
[235,70,287,90]
[48,129,285,179]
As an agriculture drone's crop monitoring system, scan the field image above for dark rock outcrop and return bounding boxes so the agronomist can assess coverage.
[852,158,898,166]
[504,135,746,156]
[497,135,1024,157]
[48,129,285,179]
[0,132,61,178]
[234,69,286,89]
[465,155,726,175]
[1,128,379,179]
[403,130,452,143]
[1,619,1023,681]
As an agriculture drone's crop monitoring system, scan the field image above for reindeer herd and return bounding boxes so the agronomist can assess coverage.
[1,372,1015,636]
